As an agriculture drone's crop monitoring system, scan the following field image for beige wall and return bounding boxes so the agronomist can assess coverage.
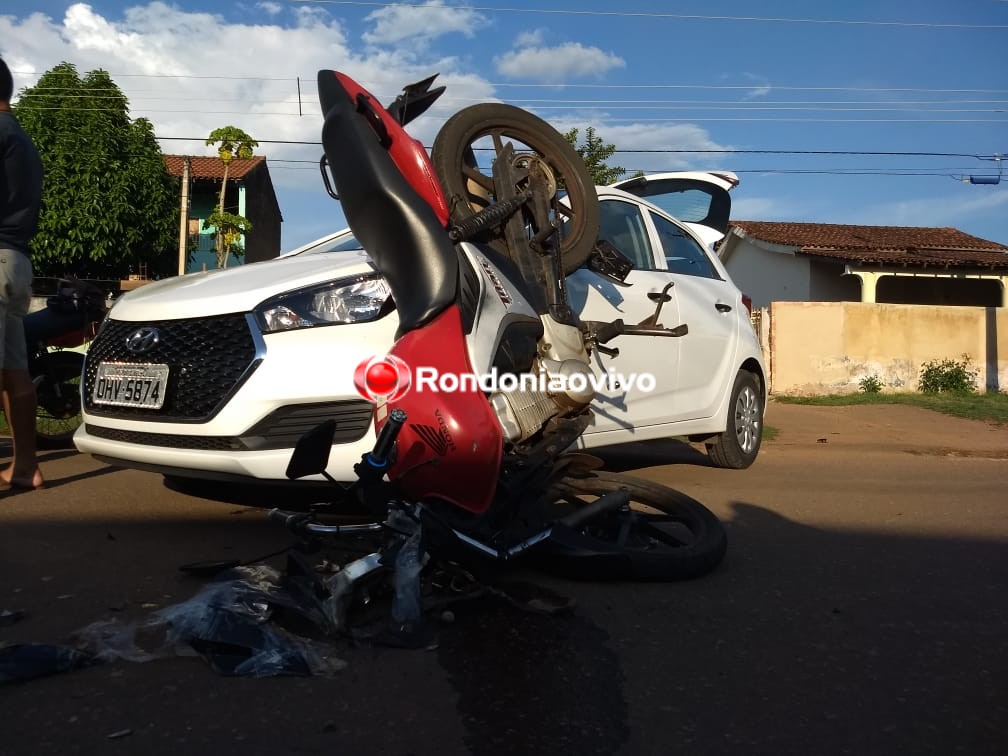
[769,301,1008,394]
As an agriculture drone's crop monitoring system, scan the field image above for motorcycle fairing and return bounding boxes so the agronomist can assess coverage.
[378,305,503,514]
[322,71,449,227]
[318,70,456,337]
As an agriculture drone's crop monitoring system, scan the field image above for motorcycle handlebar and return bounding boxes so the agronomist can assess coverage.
[370,407,407,467]
[267,508,310,534]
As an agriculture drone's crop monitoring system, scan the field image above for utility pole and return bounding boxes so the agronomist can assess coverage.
[178,156,191,276]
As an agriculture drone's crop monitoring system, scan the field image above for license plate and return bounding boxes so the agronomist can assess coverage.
[93,362,170,409]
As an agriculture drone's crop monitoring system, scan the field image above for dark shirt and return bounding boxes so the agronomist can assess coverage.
[0,110,44,256]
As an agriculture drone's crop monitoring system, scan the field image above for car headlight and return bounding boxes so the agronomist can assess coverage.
[254,275,392,333]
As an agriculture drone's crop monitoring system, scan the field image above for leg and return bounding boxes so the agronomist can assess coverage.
[0,249,42,489]
[1,368,42,489]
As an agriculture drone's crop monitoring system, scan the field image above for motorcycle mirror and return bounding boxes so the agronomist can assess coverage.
[588,241,633,284]
[285,419,338,480]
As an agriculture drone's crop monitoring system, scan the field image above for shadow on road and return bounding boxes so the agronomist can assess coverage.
[1,496,1005,755]
[583,437,714,471]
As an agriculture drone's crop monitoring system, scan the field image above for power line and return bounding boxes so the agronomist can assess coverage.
[156,138,1005,162]
[293,1,1008,29]
[17,74,1008,94]
[23,89,1008,106]
[19,106,1008,123]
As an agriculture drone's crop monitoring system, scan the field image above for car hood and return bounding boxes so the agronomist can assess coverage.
[109,250,376,321]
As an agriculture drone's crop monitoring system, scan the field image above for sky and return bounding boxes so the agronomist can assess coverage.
[3,1,1007,255]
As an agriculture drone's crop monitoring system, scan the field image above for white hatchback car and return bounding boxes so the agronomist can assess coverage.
[75,173,766,484]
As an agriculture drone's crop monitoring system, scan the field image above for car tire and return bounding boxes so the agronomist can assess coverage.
[706,370,763,469]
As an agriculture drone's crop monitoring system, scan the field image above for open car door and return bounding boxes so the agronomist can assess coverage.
[610,171,738,250]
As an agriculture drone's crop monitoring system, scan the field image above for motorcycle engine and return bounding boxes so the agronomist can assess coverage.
[490,357,596,443]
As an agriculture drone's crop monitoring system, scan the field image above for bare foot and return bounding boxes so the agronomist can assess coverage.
[0,467,45,490]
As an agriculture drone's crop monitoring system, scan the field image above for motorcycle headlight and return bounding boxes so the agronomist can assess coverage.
[254,275,392,333]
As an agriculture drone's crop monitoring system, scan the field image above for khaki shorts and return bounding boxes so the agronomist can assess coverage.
[0,246,34,372]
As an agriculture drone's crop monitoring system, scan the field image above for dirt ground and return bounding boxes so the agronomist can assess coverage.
[762,401,1008,458]
[0,401,1006,755]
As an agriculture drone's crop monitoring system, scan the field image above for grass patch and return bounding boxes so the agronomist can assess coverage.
[762,424,779,442]
[773,392,1008,425]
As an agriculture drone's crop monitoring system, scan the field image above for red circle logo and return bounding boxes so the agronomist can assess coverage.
[354,355,412,402]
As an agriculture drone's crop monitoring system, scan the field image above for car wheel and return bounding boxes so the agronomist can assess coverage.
[706,370,763,469]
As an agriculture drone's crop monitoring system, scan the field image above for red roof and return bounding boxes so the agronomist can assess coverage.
[729,221,1008,268]
[164,155,266,180]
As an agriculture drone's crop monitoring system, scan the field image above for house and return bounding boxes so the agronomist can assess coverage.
[164,155,283,272]
[718,222,1008,309]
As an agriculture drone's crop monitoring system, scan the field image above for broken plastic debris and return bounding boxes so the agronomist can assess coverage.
[72,564,345,678]
[0,643,99,684]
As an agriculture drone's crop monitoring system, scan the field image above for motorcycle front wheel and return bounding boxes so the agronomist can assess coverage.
[431,103,600,275]
[34,350,85,449]
[536,471,727,581]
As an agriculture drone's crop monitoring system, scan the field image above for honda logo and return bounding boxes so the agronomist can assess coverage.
[125,327,160,354]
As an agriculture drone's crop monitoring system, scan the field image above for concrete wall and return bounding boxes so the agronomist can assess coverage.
[723,239,809,309]
[769,301,1008,394]
[723,239,858,309]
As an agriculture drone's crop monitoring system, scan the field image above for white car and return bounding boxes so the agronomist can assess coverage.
[75,173,766,484]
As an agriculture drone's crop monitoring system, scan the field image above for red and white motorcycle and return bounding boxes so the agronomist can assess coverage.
[269,70,726,645]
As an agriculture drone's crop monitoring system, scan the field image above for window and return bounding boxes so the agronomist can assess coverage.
[650,212,718,279]
[598,200,656,270]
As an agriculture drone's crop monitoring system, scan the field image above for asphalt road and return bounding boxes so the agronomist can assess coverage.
[1,402,1006,756]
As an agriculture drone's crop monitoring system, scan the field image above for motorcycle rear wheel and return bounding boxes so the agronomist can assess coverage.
[34,350,85,449]
[537,471,727,581]
[431,102,600,275]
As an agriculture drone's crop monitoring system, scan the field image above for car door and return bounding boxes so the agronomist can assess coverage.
[567,198,682,434]
[646,209,740,421]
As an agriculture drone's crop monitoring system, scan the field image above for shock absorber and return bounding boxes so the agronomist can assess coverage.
[448,190,532,242]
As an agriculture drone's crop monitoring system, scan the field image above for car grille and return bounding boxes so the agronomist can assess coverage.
[83,315,259,421]
[83,400,374,450]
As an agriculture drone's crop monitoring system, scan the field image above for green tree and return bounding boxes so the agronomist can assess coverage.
[12,62,178,278]
[563,126,629,185]
[205,126,257,268]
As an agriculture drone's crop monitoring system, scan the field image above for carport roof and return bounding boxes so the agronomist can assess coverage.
[728,221,1008,268]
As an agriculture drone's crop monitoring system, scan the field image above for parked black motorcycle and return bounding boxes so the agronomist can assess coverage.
[21,280,107,447]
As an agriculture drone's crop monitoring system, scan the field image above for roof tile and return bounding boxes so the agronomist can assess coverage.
[730,220,1008,268]
[164,155,266,180]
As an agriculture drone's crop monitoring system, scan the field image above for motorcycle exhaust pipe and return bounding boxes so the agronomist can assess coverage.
[556,490,631,530]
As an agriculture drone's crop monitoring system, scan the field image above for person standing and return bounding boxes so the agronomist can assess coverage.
[0,57,44,490]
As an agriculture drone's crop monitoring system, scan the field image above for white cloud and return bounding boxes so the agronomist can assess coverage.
[257,1,283,15]
[856,188,1008,229]
[362,1,489,46]
[546,118,729,174]
[515,29,546,47]
[495,43,624,83]
[730,197,782,220]
[740,72,771,100]
[0,4,362,189]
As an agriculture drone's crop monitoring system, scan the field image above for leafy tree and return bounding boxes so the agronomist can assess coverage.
[205,126,257,268]
[564,126,629,185]
[12,62,178,279]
